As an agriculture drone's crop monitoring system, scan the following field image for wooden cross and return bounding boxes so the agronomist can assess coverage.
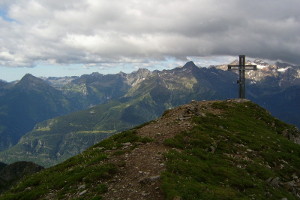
[228,55,257,99]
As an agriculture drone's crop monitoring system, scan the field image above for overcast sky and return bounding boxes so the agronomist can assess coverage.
[0,0,300,81]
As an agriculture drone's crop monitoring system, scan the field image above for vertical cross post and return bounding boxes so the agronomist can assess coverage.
[228,55,257,99]
[239,55,246,99]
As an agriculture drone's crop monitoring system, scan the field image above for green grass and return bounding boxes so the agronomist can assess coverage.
[161,101,300,200]
[0,127,152,200]
[1,100,299,200]
[93,129,153,150]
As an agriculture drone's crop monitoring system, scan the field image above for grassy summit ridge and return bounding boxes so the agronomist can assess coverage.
[1,100,299,200]
[162,100,300,199]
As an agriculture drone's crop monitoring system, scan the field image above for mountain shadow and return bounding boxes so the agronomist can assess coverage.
[0,161,43,193]
[0,74,75,151]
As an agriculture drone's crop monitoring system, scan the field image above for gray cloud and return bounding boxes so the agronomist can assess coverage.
[1,0,300,68]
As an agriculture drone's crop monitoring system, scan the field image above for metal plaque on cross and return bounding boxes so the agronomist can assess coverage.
[228,55,257,99]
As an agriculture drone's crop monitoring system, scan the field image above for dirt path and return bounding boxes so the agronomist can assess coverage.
[102,100,224,200]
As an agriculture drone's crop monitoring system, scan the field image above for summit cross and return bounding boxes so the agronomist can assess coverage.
[228,55,257,99]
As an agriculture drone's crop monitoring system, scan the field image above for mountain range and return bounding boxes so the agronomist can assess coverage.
[0,99,299,199]
[0,70,148,152]
[0,60,299,167]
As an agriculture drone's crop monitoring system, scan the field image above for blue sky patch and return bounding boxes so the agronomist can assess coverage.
[0,8,14,22]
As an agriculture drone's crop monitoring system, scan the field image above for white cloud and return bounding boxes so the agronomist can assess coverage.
[0,0,300,69]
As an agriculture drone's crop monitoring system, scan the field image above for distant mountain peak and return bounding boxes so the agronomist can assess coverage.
[126,68,152,86]
[17,74,47,87]
[183,61,198,69]
[19,73,42,83]
[132,68,151,78]
[253,59,269,65]
[22,73,37,79]
[275,61,296,68]
[136,68,150,73]
[127,68,150,75]
[90,72,102,76]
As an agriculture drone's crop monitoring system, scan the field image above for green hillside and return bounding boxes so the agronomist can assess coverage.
[0,100,299,199]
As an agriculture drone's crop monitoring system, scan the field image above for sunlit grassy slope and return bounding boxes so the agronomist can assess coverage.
[162,101,300,199]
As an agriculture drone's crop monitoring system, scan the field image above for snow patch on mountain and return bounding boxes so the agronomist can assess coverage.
[214,59,300,88]
[278,67,291,72]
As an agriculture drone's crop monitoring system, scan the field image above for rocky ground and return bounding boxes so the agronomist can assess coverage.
[101,99,229,200]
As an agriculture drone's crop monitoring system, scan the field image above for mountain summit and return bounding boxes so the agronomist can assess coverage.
[182,61,198,69]
[1,100,299,199]
[15,74,50,90]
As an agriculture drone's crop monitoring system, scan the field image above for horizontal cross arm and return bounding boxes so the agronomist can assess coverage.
[244,65,257,69]
[228,65,257,70]
[228,65,238,70]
